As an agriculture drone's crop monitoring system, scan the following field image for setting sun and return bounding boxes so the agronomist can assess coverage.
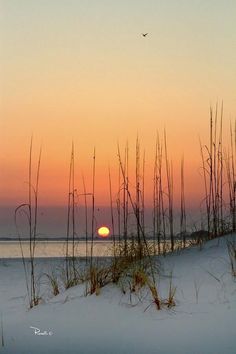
[97,226,110,238]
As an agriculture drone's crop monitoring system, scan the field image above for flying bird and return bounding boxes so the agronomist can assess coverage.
[142,33,148,37]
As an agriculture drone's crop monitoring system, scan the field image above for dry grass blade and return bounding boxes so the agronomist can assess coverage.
[164,274,176,308]
[87,265,112,296]
[131,269,148,292]
[146,280,161,310]
[45,273,60,296]
[227,240,236,277]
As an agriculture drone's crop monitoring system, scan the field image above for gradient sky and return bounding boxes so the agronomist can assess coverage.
[0,0,236,208]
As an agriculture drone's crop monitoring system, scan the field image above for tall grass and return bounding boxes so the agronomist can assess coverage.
[16,107,236,311]
[82,174,89,263]
[226,121,236,232]
[200,104,224,237]
[90,147,96,268]
[109,166,116,256]
[117,142,151,259]
[65,142,77,288]
[153,133,167,254]
[116,160,122,248]
[164,130,174,251]
[135,136,141,253]
[15,138,42,308]
[180,156,187,248]
[141,150,146,234]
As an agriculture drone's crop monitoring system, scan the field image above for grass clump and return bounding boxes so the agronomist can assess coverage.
[131,268,148,292]
[45,273,60,296]
[147,280,161,310]
[113,239,155,262]
[162,273,176,308]
[86,263,113,296]
[58,260,83,290]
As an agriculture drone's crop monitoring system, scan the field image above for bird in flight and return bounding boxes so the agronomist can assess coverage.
[142,33,148,37]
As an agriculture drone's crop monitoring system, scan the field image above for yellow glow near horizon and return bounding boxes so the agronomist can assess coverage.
[98,226,110,238]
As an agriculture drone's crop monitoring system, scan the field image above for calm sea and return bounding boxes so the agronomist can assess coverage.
[0,205,202,239]
[0,205,201,257]
[0,240,114,258]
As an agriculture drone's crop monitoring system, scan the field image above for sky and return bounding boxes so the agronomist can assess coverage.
[0,0,236,210]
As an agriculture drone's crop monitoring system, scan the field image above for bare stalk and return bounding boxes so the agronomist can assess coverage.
[117,159,121,246]
[66,144,73,284]
[164,130,174,252]
[90,148,96,269]
[82,174,88,263]
[141,150,146,237]
[135,136,141,256]
[16,138,42,307]
[109,165,116,255]
[180,156,186,247]
[71,143,76,278]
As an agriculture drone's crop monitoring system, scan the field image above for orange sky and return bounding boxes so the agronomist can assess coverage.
[0,0,235,209]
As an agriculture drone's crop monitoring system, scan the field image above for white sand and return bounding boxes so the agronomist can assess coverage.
[0,235,236,354]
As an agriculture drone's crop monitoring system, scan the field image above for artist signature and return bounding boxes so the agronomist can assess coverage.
[30,326,53,336]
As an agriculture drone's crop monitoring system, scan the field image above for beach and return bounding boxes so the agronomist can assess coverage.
[0,235,236,354]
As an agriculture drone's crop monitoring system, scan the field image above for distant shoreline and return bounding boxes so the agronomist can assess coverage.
[0,234,196,242]
[0,237,108,242]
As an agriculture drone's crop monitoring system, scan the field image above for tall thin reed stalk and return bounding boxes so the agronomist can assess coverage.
[66,146,72,283]
[65,142,78,287]
[153,135,158,254]
[82,174,89,263]
[71,143,76,278]
[119,142,129,255]
[200,104,224,237]
[90,148,96,270]
[109,166,116,255]
[153,133,166,255]
[135,136,141,256]
[15,138,41,307]
[116,161,121,247]
[117,143,160,301]
[180,156,187,247]
[117,144,150,260]
[226,120,236,232]
[141,150,146,234]
[164,130,174,251]
[28,139,42,307]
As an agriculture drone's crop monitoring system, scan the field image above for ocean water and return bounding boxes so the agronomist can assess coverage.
[0,205,202,258]
[0,240,113,258]
[0,239,189,258]
[0,205,202,240]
